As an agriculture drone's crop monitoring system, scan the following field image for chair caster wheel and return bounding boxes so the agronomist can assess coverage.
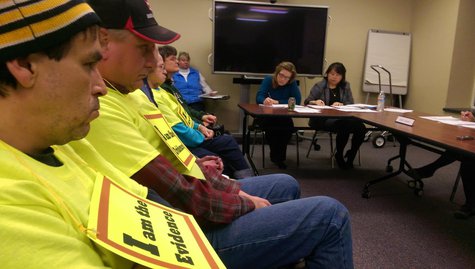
[414,188,424,197]
[386,165,393,172]
[407,180,416,189]
[314,144,321,151]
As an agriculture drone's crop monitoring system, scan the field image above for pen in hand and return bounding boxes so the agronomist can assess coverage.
[264,92,274,105]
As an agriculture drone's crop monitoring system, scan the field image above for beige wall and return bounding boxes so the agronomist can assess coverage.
[445,0,475,109]
[405,0,459,113]
[151,0,474,132]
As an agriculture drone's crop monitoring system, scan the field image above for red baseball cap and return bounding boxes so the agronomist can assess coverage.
[88,0,180,44]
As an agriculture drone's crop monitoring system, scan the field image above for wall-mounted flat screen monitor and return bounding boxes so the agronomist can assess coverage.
[212,0,328,77]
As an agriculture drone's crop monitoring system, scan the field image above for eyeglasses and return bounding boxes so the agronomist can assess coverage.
[277,72,291,80]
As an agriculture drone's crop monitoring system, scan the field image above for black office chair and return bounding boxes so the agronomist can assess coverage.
[247,120,301,168]
[247,120,265,166]
[306,130,361,168]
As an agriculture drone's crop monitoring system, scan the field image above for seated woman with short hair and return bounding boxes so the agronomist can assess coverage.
[304,62,366,169]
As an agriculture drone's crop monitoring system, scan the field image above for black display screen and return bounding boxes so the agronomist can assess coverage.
[213,0,328,76]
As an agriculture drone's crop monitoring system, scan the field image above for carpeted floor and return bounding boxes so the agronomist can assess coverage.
[245,132,475,268]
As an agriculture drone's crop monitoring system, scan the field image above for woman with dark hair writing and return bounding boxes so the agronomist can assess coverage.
[304,62,366,169]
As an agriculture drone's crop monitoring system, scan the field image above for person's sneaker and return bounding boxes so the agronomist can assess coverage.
[454,204,475,219]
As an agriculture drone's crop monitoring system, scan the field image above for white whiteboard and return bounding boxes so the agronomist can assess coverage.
[362,29,411,95]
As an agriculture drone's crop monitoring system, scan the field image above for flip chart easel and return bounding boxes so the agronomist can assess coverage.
[362,29,411,108]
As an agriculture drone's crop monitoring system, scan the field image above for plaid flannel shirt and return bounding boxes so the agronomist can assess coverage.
[132,155,255,227]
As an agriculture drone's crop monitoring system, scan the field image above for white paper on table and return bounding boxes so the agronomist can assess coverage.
[419,116,475,128]
[335,107,377,113]
[437,120,475,127]
[343,103,378,109]
[419,116,458,122]
[437,120,469,125]
[294,107,321,113]
[307,104,334,109]
[384,108,413,113]
[461,124,475,129]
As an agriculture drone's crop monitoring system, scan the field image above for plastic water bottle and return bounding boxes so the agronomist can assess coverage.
[377,91,385,111]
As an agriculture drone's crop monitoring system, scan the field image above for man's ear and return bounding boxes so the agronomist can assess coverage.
[5,57,37,88]
[98,28,110,58]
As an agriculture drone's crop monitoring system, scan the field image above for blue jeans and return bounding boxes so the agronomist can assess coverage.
[204,174,353,269]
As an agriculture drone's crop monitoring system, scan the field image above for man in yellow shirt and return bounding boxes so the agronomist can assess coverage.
[0,0,149,267]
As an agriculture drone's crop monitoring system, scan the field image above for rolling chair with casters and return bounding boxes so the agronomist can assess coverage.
[406,172,424,197]
[405,161,462,199]
[363,134,420,198]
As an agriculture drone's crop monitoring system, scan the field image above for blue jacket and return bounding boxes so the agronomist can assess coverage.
[173,67,203,104]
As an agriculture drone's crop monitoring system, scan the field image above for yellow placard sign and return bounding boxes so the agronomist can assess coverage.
[144,113,195,171]
[87,175,225,269]
[176,104,195,128]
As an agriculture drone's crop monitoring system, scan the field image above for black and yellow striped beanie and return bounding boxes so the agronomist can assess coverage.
[0,0,100,62]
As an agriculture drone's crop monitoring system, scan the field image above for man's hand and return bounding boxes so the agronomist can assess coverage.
[239,190,271,209]
[202,114,217,125]
[196,156,223,179]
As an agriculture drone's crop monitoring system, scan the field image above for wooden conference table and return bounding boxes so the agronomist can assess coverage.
[238,103,475,198]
